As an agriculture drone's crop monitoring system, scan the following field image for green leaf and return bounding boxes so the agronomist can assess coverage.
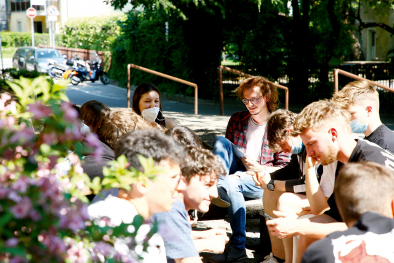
[40,144,51,155]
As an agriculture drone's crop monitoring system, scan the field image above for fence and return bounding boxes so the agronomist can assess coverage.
[220,62,394,110]
[38,45,109,69]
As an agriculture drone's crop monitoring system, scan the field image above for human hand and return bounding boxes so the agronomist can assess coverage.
[198,235,229,253]
[266,211,299,239]
[298,206,312,217]
[190,214,198,227]
[247,167,269,187]
[241,157,264,172]
[305,156,319,170]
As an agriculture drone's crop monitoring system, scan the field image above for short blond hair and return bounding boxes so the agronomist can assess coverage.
[98,109,160,149]
[332,80,379,110]
[234,76,279,113]
[291,100,351,136]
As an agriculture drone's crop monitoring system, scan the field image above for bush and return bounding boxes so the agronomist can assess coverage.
[0,32,62,48]
[61,14,125,51]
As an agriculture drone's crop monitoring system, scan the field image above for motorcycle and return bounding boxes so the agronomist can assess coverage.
[64,54,110,85]
[48,54,81,79]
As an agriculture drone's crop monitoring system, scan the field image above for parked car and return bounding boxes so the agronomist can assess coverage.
[25,48,66,73]
[12,47,34,70]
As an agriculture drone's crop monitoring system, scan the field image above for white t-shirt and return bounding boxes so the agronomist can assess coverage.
[246,117,267,162]
[319,161,338,198]
[88,189,166,263]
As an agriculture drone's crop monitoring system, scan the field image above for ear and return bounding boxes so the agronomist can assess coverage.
[366,106,373,115]
[135,181,149,196]
[329,128,338,142]
[391,198,394,218]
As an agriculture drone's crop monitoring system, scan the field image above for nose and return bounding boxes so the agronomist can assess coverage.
[306,147,314,157]
[174,178,186,197]
[210,185,219,199]
[149,101,155,108]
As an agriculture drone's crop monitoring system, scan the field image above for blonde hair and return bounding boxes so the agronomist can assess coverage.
[332,80,379,110]
[267,109,297,153]
[98,109,162,149]
[234,76,279,113]
[291,100,351,136]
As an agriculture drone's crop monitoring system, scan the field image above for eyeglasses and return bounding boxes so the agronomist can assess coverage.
[242,96,263,105]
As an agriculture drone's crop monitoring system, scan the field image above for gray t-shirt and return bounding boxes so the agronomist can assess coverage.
[153,199,199,262]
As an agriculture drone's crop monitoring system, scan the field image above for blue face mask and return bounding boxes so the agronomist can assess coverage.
[291,140,304,154]
[350,118,368,133]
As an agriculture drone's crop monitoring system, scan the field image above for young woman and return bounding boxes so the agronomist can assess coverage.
[80,100,110,134]
[132,83,177,129]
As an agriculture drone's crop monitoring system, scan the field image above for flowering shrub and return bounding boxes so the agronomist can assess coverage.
[0,76,159,262]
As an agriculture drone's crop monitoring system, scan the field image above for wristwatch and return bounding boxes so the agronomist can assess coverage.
[267,179,275,191]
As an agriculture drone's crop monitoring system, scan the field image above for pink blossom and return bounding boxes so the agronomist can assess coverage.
[48,155,59,170]
[40,233,67,254]
[66,240,89,263]
[61,103,79,122]
[4,148,14,160]
[29,210,42,221]
[12,176,29,193]
[8,191,22,202]
[92,241,113,257]
[85,133,102,149]
[5,101,17,114]
[42,133,57,145]
[10,197,32,218]
[9,256,26,263]
[5,238,18,247]
[0,188,10,198]
[27,102,52,119]
[9,127,35,144]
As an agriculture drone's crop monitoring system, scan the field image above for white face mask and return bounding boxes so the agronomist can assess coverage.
[141,107,160,123]
[80,121,91,134]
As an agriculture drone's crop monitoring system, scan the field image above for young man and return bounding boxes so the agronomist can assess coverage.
[88,129,186,262]
[211,76,291,262]
[265,100,394,263]
[154,146,229,263]
[254,109,327,263]
[301,162,394,263]
[332,79,394,153]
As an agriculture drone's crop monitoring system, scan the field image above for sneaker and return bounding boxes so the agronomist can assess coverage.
[211,186,231,208]
[260,253,279,263]
[210,245,247,263]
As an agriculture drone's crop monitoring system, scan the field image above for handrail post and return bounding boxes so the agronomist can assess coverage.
[334,69,339,93]
[219,66,224,116]
[127,63,198,114]
[285,89,289,110]
[127,64,131,108]
[333,68,393,93]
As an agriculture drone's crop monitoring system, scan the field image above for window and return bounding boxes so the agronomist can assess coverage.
[17,20,21,32]
[11,0,31,12]
[34,21,42,33]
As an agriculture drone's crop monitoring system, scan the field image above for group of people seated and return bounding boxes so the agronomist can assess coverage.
[74,77,394,263]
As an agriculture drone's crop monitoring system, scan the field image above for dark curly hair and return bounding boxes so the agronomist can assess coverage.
[181,146,225,183]
[114,129,185,170]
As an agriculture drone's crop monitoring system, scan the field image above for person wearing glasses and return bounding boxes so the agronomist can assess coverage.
[88,129,187,262]
[153,146,228,263]
[210,76,291,262]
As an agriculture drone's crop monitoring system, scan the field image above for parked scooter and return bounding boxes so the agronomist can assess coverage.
[48,54,81,79]
[64,53,110,85]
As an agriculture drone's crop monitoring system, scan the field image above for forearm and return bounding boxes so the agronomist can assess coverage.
[305,167,329,215]
[175,257,203,263]
[191,230,205,240]
[296,219,348,239]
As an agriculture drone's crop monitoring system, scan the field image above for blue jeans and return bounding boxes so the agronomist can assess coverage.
[213,136,264,250]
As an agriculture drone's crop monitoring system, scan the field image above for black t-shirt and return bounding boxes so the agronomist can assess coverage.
[324,139,394,222]
[365,124,394,154]
[81,140,115,181]
[301,212,394,263]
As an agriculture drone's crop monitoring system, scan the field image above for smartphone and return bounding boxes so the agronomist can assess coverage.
[262,213,273,220]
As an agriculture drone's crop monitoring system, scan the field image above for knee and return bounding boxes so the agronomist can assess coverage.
[263,190,282,213]
[277,193,296,212]
[213,136,230,149]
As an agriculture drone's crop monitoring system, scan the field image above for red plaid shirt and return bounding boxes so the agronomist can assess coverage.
[225,111,291,167]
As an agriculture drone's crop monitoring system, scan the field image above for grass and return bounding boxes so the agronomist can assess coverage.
[0,47,17,58]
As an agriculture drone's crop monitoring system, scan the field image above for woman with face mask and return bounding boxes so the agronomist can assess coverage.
[132,83,177,130]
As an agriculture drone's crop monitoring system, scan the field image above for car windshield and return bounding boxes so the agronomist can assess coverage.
[20,49,31,56]
[36,50,62,59]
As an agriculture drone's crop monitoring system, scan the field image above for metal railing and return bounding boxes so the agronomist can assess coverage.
[334,69,393,93]
[219,65,289,116]
[127,64,199,114]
